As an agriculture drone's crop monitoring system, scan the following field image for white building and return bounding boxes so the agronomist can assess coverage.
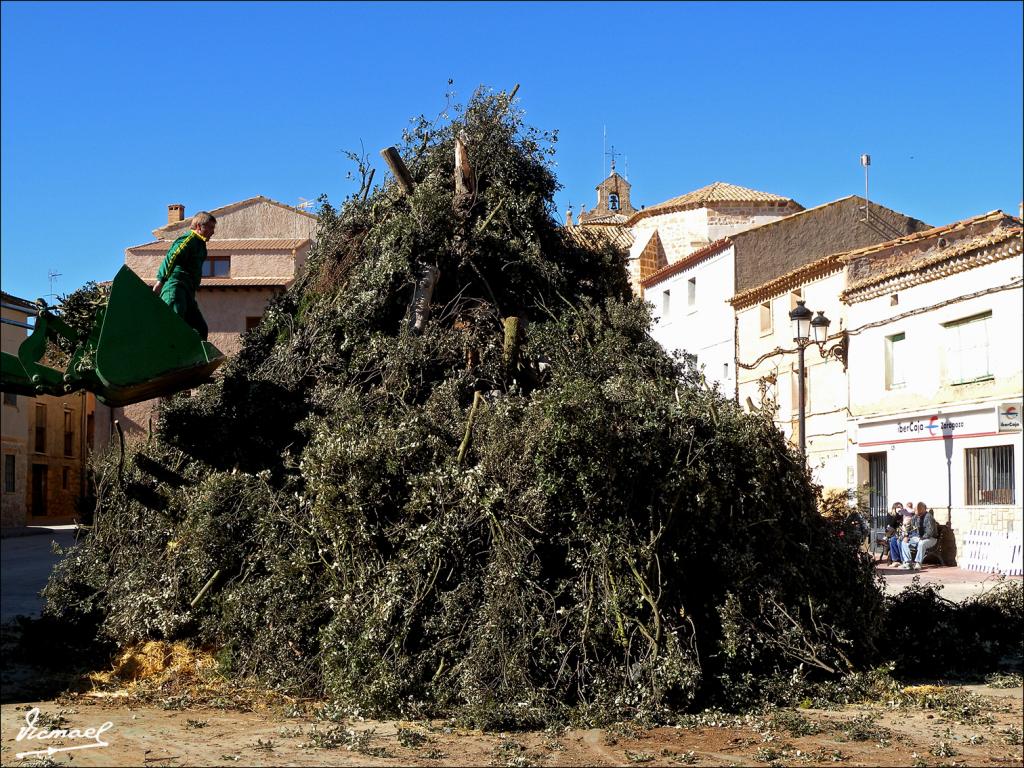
[647,195,927,398]
[634,182,803,394]
[843,211,1023,539]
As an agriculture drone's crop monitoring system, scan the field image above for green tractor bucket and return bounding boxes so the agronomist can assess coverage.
[0,351,36,396]
[88,266,225,406]
[0,266,225,407]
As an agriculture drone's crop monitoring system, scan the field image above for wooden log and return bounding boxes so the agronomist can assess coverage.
[379,146,415,195]
[409,264,440,333]
[503,316,520,373]
[454,132,474,197]
[456,391,484,466]
[190,568,223,609]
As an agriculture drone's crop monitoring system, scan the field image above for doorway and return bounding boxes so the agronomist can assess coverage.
[865,452,888,537]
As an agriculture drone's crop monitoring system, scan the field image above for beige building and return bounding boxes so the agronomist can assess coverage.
[2,292,92,526]
[102,196,318,441]
[2,293,34,527]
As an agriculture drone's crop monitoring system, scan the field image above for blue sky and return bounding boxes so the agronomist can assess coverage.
[2,1,1021,303]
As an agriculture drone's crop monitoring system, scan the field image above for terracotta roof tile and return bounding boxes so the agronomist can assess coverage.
[729,253,845,309]
[143,277,291,288]
[842,224,1022,301]
[564,224,634,251]
[628,182,800,224]
[836,210,1010,263]
[128,238,309,253]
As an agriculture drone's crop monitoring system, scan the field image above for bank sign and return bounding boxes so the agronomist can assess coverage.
[1000,402,1022,432]
[859,408,996,446]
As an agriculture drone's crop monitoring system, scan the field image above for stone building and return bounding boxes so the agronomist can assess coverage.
[576,166,637,226]
[628,181,804,293]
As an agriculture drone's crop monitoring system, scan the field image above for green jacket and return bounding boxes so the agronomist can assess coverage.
[156,230,207,293]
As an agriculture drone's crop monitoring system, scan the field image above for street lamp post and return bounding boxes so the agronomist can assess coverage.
[788,300,832,456]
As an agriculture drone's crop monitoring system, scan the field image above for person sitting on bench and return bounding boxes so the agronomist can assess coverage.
[885,502,905,564]
[899,502,938,570]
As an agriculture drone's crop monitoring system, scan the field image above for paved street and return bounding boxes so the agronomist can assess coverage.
[0,526,77,621]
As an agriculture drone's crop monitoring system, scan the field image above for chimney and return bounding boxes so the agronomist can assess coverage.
[167,203,185,225]
[565,206,574,228]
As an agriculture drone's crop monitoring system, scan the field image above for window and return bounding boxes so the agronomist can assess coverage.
[687,277,696,308]
[3,392,16,406]
[64,411,74,457]
[722,362,729,380]
[608,193,619,211]
[245,316,262,332]
[759,300,772,335]
[662,290,671,319]
[34,403,46,453]
[62,467,70,490]
[789,289,803,310]
[3,455,14,493]
[966,445,1015,505]
[944,312,991,384]
[885,332,906,389]
[202,255,231,278]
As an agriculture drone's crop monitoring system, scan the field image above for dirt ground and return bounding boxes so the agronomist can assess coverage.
[2,628,1022,768]
[1,685,1022,767]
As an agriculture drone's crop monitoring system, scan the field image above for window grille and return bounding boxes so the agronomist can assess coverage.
[965,445,1015,505]
[3,455,14,493]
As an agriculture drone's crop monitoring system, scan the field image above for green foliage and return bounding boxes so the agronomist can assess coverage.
[882,578,1023,680]
[42,86,886,725]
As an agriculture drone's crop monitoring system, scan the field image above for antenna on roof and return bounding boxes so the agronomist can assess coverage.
[296,197,315,211]
[857,154,905,240]
[47,269,61,300]
[860,154,871,224]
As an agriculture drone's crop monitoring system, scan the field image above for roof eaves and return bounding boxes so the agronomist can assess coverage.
[841,227,1023,303]
[640,238,732,288]
[730,253,845,309]
[837,210,1007,262]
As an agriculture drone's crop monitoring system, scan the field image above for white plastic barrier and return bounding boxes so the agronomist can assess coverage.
[960,529,1024,576]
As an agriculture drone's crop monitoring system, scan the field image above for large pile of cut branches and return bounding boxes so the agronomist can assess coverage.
[43,88,883,726]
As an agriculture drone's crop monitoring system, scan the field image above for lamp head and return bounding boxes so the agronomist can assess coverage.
[789,300,812,342]
[811,310,831,346]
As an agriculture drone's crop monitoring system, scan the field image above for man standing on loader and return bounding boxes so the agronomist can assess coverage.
[153,211,216,340]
